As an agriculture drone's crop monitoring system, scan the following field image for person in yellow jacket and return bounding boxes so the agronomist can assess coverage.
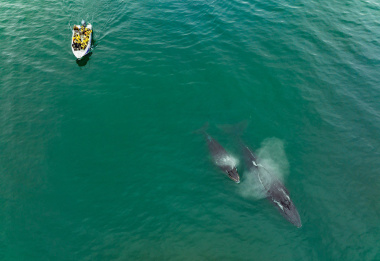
[73,27,92,49]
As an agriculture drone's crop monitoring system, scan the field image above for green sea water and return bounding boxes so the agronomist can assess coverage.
[1,0,380,260]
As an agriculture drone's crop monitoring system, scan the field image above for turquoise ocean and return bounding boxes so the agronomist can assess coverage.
[1,0,380,260]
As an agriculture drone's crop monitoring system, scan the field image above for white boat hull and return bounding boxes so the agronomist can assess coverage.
[71,23,92,60]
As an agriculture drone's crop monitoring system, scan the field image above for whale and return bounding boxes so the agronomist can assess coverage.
[242,143,302,228]
[197,125,240,183]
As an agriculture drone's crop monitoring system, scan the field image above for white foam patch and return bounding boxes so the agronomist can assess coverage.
[239,138,289,200]
[256,138,289,182]
[214,154,239,168]
[239,169,267,200]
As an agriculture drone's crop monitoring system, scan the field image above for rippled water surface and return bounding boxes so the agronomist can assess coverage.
[1,0,380,260]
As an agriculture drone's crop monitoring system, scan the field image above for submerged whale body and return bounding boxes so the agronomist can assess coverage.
[197,125,240,183]
[242,144,302,228]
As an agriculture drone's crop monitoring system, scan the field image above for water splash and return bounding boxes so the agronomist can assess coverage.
[239,138,289,200]
[256,138,289,182]
[240,168,267,199]
[214,155,239,168]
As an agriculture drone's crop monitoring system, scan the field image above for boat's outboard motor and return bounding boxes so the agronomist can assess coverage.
[81,20,86,27]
